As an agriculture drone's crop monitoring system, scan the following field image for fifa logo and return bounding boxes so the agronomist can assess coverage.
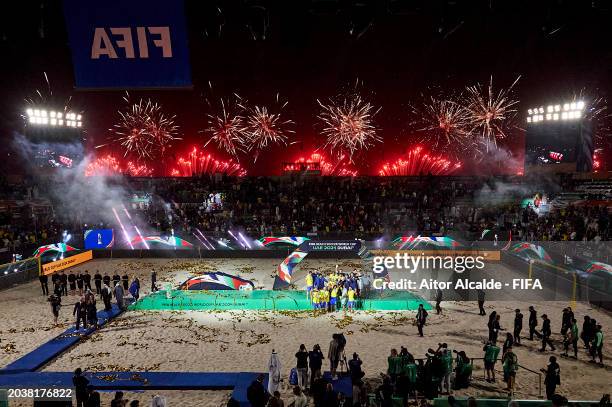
[91,27,173,59]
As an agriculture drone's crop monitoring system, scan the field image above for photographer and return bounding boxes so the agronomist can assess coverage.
[328,333,346,379]
[308,344,324,388]
[48,292,62,325]
[400,347,417,397]
[348,353,364,383]
[436,343,453,395]
[424,348,444,399]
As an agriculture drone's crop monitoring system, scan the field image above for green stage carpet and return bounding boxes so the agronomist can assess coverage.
[129,290,430,311]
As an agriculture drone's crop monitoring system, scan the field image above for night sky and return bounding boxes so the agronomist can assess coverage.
[1,1,611,175]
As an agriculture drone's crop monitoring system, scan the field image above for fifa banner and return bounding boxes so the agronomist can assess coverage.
[63,0,192,88]
[41,251,93,276]
[270,239,363,290]
[84,229,115,249]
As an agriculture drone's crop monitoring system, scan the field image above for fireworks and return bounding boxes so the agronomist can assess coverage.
[317,92,381,160]
[203,95,248,159]
[572,91,611,150]
[125,161,154,177]
[464,76,520,151]
[202,84,295,161]
[412,97,471,153]
[283,152,358,176]
[85,155,153,177]
[105,95,180,161]
[170,147,246,177]
[378,146,461,176]
[243,94,295,162]
[23,72,79,125]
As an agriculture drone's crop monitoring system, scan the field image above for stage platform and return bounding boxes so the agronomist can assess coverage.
[129,289,430,311]
[1,302,129,374]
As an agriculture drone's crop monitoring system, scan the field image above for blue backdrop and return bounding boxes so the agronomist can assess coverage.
[63,0,192,88]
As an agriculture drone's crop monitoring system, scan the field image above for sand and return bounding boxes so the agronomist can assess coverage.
[1,258,610,404]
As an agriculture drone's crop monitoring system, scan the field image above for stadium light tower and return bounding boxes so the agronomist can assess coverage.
[25,108,83,128]
[525,99,593,173]
[526,100,585,123]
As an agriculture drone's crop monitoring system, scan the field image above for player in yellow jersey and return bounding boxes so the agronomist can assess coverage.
[347,287,355,310]
[306,271,314,302]
[330,285,338,312]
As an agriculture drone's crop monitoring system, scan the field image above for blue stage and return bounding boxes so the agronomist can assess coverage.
[1,303,126,374]
[0,298,269,405]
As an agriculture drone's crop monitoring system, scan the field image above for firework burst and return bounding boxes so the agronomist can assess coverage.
[465,76,520,151]
[202,85,248,159]
[572,90,611,150]
[104,95,180,161]
[23,72,78,123]
[411,96,471,155]
[379,146,461,176]
[170,147,246,177]
[243,94,295,162]
[85,155,153,177]
[317,93,381,160]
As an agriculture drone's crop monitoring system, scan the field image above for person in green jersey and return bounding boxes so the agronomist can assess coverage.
[438,343,453,394]
[453,351,471,389]
[483,341,500,383]
[562,318,579,359]
[502,346,519,396]
[387,348,402,383]
[591,324,604,365]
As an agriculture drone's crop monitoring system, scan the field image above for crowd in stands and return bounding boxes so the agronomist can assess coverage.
[0,176,610,259]
[140,176,610,243]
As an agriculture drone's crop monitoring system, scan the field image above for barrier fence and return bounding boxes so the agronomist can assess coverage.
[0,257,40,291]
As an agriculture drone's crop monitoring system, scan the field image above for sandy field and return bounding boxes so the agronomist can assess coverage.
[1,258,610,405]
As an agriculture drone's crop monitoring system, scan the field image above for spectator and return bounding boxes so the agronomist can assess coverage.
[247,374,269,407]
[295,344,309,390]
[308,344,324,388]
[72,368,89,407]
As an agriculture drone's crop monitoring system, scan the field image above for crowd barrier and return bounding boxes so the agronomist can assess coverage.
[0,257,40,291]
[501,252,612,311]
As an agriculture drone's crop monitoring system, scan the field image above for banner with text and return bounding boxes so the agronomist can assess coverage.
[42,251,93,275]
[63,0,192,88]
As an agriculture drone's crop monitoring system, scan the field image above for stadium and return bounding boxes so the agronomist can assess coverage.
[0,1,610,407]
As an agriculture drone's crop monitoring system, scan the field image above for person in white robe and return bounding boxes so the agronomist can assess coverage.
[268,349,282,394]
